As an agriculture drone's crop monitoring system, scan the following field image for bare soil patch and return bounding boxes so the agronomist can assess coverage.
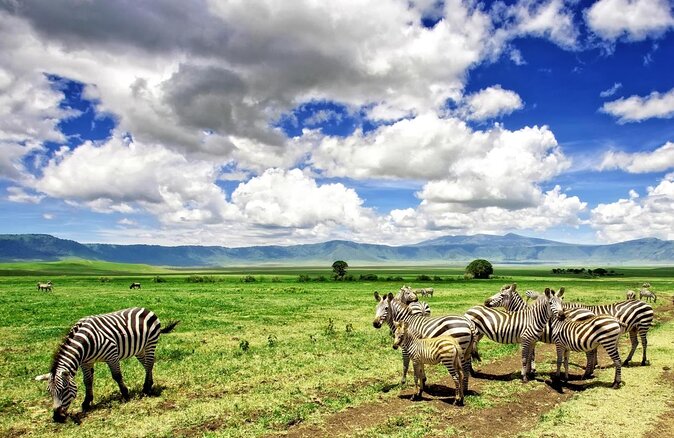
[643,370,674,438]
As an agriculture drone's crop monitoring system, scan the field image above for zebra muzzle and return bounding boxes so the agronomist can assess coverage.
[53,407,67,423]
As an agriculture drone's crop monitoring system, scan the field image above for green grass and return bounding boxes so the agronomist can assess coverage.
[0,262,672,437]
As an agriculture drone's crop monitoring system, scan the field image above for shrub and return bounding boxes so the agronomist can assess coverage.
[385,276,405,282]
[433,276,443,282]
[241,275,256,283]
[98,277,111,283]
[324,318,336,336]
[298,274,310,283]
[271,276,282,283]
[239,339,250,352]
[465,259,493,279]
[152,276,167,283]
[313,275,327,282]
[359,273,378,281]
[416,274,432,282]
[267,334,277,348]
[187,275,216,283]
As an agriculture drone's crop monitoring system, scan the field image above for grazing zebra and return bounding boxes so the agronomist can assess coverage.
[485,285,598,376]
[420,288,434,298]
[626,290,636,300]
[557,289,654,366]
[37,281,53,292]
[373,292,475,392]
[639,288,657,303]
[547,289,625,388]
[129,282,141,289]
[34,307,179,423]
[465,286,554,382]
[642,282,651,289]
[392,321,465,405]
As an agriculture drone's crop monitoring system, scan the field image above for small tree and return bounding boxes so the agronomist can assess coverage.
[465,259,493,279]
[332,260,349,280]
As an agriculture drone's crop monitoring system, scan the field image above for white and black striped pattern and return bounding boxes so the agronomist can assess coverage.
[35,307,178,422]
[547,290,625,388]
[639,288,657,303]
[525,290,540,302]
[485,285,598,376]
[465,286,553,382]
[392,321,464,405]
[373,292,475,392]
[557,289,654,366]
[394,286,418,305]
[409,301,431,316]
[626,290,636,300]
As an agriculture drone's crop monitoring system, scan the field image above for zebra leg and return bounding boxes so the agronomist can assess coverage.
[531,344,537,374]
[107,358,130,401]
[412,362,422,400]
[554,344,565,382]
[563,349,570,380]
[639,328,649,366]
[81,365,94,411]
[418,363,426,398]
[137,350,155,395]
[521,341,533,383]
[401,349,410,385]
[582,350,596,379]
[622,329,638,365]
[603,341,622,389]
[461,356,471,394]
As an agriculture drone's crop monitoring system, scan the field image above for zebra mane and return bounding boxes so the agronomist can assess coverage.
[50,320,84,375]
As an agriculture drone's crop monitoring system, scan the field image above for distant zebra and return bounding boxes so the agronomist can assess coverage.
[35,307,179,423]
[421,287,434,298]
[639,288,657,303]
[626,290,636,300]
[129,282,142,289]
[485,285,598,376]
[373,292,476,392]
[547,289,625,388]
[395,286,418,304]
[393,321,465,405]
[465,286,554,382]
[525,290,540,302]
[642,282,651,289]
[37,281,53,292]
[557,289,654,366]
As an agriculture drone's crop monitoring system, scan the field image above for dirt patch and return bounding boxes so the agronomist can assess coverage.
[643,370,674,438]
[1,427,30,438]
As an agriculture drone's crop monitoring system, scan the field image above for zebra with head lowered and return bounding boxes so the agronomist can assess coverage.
[485,285,598,376]
[465,285,555,382]
[373,292,475,392]
[639,288,656,303]
[35,307,178,423]
[557,289,653,366]
[546,289,626,388]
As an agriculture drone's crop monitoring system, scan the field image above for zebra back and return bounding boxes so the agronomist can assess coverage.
[408,301,431,316]
[561,299,653,332]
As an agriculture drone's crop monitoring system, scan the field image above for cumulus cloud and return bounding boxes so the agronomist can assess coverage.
[6,186,44,204]
[586,0,674,41]
[460,85,524,121]
[599,82,622,98]
[591,175,674,242]
[601,88,674,122]
[599,142,674,173]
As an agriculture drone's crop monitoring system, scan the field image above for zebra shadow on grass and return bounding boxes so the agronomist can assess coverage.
[69,384,166,424]
[470,370,522,381]
[398,383,477,404]
[540,374,617,394]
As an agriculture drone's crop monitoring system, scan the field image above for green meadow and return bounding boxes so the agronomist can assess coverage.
[0,262,672,437]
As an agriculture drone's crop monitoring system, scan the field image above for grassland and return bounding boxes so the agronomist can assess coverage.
[0,262,672,437]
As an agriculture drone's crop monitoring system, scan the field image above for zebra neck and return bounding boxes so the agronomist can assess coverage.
[52,336,86,376]
[400,335,418,355]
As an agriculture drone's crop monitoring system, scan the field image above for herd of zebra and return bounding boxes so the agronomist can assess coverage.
[34,281,656,423]
[373,283,655,404]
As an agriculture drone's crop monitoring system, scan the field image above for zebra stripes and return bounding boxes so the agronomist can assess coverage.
[373,292,475,392]
[547,290,625,388]
[465,287,553,382]
[626,290,636,300]
[639,288,657,303]
[35,307,178,422]
[392,321,464,405]
[557,289,653,365]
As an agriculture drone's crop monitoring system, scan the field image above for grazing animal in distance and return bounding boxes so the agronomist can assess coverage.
[37,281,53,292]
[129,282,142,289]
[626,290,636,300]
[35,307,179,423]
[639,288,656,303]
[393,321,465,405]
[642,282,651,289]
[421,287,434,298]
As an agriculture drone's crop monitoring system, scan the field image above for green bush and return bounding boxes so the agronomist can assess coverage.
[98,277,111,283]
[298,274,310,283]
[187,275,217,283]
[416,274,432,281]
[152,276,167,283]
[359,273,378,281]
[241,275,256,283]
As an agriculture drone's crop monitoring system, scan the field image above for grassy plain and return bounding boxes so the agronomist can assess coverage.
[0,263,672,437]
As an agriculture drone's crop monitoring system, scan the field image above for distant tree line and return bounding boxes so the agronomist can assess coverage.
[551,267,621,277]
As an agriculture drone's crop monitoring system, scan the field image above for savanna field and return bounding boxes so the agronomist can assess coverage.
[1,261,673,438]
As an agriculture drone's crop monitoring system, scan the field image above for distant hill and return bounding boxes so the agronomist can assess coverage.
[0,233,672,266]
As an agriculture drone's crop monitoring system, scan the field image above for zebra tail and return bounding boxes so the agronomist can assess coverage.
[161,320,180,334]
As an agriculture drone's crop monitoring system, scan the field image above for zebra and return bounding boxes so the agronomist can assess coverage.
[129,282,141,289]
[373,292,475,392]
[465,286,554,382]
[392,321,465,405]
[34,307,179,423]
[37,281,53,292]
[395,286,418,305]
[547,289,625,388]
[642,282,651,289]
[525,290,540,302]
[484,285,598,377]
[639,288,656,303]
[394,287,430,318]
[626,290,636,300]
[420,288,434,298]
[557,289,654,366]
[409,301,431,316]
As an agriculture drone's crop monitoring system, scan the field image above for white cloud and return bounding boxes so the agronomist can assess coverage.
[117,218,137,226]
[43,213,54,220]
[601,88,674,122]
[6,186,44,204]
[599,142,674,173]
[460,85,524,121]
[586,0,674,41]
[591,175,674,242]
[599,82,622,98]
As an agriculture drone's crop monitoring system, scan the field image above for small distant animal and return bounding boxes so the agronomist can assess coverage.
[421,287,434,298]
[37,281,53,292]
[639,289,657,303]
[626,290,636,300]
[129,282,142,289]
[642,282,651,289]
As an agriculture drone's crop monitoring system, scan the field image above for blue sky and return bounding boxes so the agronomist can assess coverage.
[0,0,673,247]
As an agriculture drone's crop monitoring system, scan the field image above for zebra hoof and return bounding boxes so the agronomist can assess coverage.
[81,402,91,412]
[641,360,650,366]
[622,360,631,367]
[611,381,621,389]
[455,399,464,407]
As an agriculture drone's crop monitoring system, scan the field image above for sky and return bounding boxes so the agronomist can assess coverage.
[0,0,673,248]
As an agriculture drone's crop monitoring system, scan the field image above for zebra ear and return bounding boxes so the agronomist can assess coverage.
[374,291,381,301]
[35,374,50,382]
[558,287,565,298]
[387,292,394,301]
[544,288,551,298]
[511,283,517,291]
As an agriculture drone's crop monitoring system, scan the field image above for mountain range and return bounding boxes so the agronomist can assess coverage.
[0,233,671,266]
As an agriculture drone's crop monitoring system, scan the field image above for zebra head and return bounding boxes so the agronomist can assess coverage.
[392,321,407,350]
[396,285,418,304]
[35,368,77,422]
[546,288,566,321]
[373,291,394,329]
[484,283,517,307]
